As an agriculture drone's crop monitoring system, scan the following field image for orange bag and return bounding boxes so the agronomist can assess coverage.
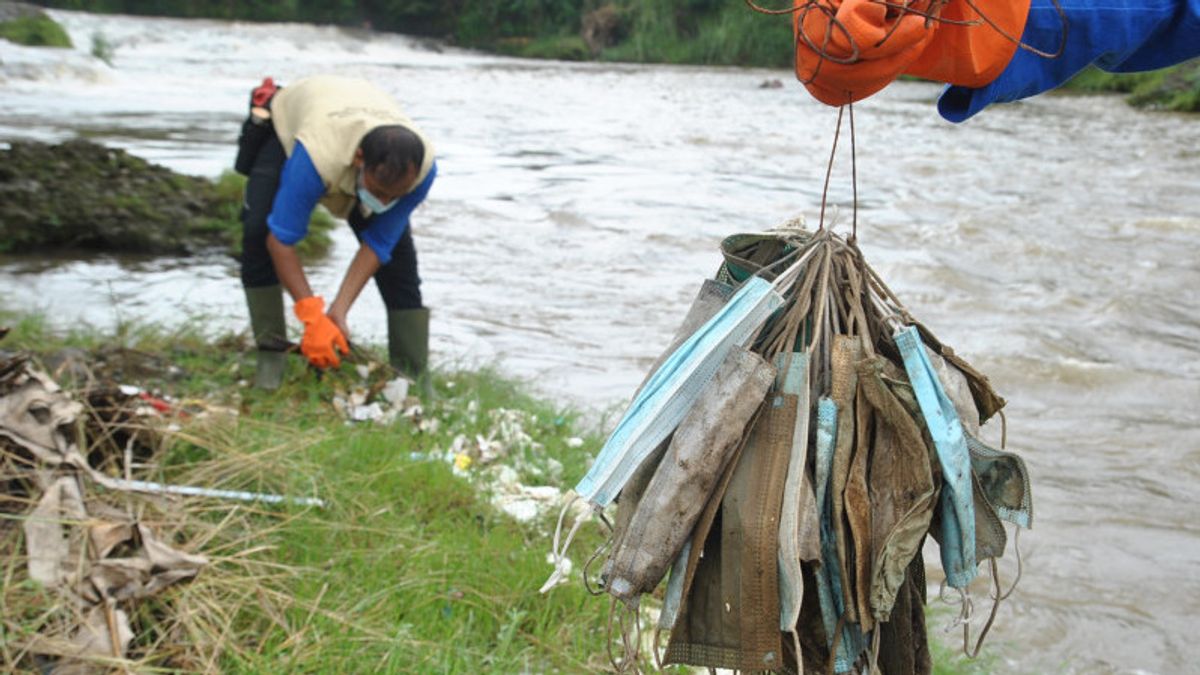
[792,0,1031,105]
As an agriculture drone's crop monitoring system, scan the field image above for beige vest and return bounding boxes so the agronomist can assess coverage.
[270,75,435,219]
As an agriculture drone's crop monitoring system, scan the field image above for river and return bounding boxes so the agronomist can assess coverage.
[1,9,1198,674]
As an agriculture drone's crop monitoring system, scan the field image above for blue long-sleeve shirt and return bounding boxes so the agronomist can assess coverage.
[938,0,1200,122]
[266,141,437,264]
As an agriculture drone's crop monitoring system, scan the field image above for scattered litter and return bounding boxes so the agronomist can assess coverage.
[543,551,573,589]
[2,354,218,669]
[382,376,409,404]
[96,476,326,508]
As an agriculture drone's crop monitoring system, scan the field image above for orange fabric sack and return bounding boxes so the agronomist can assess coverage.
[793,0,1031,105]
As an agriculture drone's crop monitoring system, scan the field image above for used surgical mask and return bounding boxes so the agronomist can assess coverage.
[894,325,977,589]
[357,171,397,215]
[573,276,782,507]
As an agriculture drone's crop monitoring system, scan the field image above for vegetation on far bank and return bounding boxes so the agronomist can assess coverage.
[0,139,333,259]
[24,1,1200,113]
[0,13,69,46]
[1064,60,1200,113]
[32,0,797,68]
[0,3,70,47]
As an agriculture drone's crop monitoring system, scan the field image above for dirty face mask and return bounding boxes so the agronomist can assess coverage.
[573,276,782,507]
[357,171,397,215]
[894,326,977,589]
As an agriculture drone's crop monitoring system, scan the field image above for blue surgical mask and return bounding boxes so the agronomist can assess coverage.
[357,172,397,215]
[894,325,977,589]
[573,276,782,507]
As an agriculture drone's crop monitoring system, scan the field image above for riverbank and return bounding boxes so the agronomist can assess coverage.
[0,139,333,259]
[0,309,995,672]
[0,1,69,47]
[0,309,618,672]
[1063,62,1200,113]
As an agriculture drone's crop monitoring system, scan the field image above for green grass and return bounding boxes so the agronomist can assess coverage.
[601,3,794,68]
[1064,60,1200,112]
[929,614,1000,675]
[0,309,618,672]
[0,310,993,673]
[209,170,335,261]
[0,15,72,48]
[496,34,591,61]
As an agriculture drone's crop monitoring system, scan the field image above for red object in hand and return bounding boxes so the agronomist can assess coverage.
[294,296,349,369]
[251,77,278,108]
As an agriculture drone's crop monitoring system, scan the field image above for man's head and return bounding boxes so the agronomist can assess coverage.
[354,125,425,212]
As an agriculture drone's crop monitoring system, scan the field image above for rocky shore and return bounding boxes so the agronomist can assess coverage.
[0,139,237,254]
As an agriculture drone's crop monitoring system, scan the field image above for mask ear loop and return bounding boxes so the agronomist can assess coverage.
[869,627,883,674]
[951,527,1024,659]
[606,597,641,673]
[962,556,1004,658]
[998,408,1008,449]
[582,531,614,596]
[998,526,1023,601]
[605,597,623,672]
[791,628,805,675]
[937,578,975,635]
[652,624,667,672]
[539,494,589,593]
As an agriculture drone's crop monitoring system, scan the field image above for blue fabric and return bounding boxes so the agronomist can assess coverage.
[267,141,438,265]
[812,397,865,671]
[938,0,1200,122]
[266,141,323,246]
[894,327,977,589]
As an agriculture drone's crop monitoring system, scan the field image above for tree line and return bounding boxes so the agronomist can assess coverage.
[31,0,798,67]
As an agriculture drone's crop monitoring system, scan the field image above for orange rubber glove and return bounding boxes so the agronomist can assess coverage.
[792,0,1031,106]
[293,296,349,369]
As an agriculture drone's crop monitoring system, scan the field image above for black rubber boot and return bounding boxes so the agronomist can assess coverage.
[387,308,432,399]
[244,285,287,390]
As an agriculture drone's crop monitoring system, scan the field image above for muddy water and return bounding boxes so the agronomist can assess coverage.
[2,10,1198,674]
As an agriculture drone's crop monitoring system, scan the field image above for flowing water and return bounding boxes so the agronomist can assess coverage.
[2,10,1198,674]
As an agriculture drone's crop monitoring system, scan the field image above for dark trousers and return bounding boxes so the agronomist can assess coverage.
[239,134,423,310]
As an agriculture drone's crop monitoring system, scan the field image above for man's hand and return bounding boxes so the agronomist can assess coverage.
[327,307,351,345]
[294,296,349,369]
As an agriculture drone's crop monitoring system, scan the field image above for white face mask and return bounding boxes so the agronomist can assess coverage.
[357,171,397,215]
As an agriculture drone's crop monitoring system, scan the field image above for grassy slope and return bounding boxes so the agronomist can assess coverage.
[1063,60,1200,113]
[0,14,72,48]
[0,310,995,673]
[210,170,335,262]
[1,312,617,672]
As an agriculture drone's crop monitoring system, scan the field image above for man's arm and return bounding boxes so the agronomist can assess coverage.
[327,243,381,340]
[342,162,438,336]
[267,232,315,301]
[266,141,324,301]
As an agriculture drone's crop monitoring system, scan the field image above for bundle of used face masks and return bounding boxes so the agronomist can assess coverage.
[541,224,1031,674]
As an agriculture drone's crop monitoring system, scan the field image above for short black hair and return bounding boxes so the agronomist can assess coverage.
[360,125,424,185]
